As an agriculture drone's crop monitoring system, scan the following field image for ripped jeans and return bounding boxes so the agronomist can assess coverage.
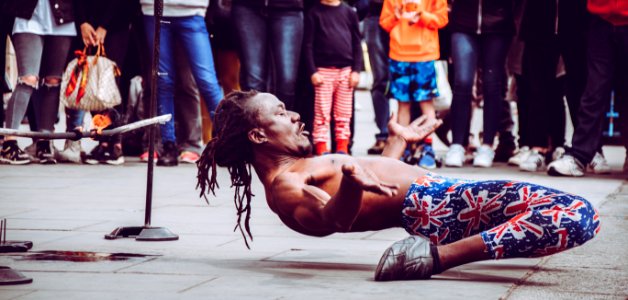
[5,33,72,132]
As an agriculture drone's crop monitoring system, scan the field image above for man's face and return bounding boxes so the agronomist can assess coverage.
[248,93,312,157]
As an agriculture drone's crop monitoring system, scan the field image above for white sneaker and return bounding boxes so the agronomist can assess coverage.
[445,144,465,167]
[547,154,584,177]
[473,145,495,168]
[552,146,566,161]
[588,152,610,174]
[56,140,83,163]
[519,150,545,172]
[508,146,530,166]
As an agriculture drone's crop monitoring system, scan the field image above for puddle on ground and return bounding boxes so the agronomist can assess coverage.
[16,251,159,262]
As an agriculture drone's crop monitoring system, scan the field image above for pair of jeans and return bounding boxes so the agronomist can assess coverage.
[232,5,303,110]
[5,33,72,133]
[364,16,390,141]
[449,32,511,146]
[568,16,628,165]
[143,15,223,144]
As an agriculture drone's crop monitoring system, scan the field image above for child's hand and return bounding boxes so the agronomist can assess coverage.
[311,72,324,86]
[409,11,422,25]
[394,5,402,19]
[350,72,360,88]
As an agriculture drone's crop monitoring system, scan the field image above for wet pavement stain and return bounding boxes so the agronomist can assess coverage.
[16,251,159,262]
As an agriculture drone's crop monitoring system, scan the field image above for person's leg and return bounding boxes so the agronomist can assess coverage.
[332,67,354,154]
[449,32,479,146]
[172,41,203,161]
[232,5,267,92]
[268,10,304,110]
[175,15,223,120]
[312,68,335,155]
[144,15,178,166]
[364,16,390,146]
[37,35,72,133]
[559,31,588,131]
[565,16,617,166]
[380,174,600,280]
[479,33,512,147]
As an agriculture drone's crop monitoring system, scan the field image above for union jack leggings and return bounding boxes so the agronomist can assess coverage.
[401,173,600,259]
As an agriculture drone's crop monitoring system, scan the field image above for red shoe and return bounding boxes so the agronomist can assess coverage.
[139,151,158,162]
[179,151,200,164]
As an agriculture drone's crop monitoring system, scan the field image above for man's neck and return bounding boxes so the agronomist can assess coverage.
[320,0,341,6]
[252,150,302,186]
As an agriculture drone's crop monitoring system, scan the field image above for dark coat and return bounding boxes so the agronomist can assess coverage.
[449,0,515,35]
[2,0,74,25]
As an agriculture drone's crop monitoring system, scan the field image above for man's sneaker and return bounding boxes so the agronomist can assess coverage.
[83,143,107,165]
[24,142,37,157]
[473,145,495,168]
[508,146,531,166]
[588,152,610,174]
[140,151,158,162]
[179,150,200,164]
[367,139,386,155]
[494,139,516,163]
[418,144,437,169]
[547,154,584,177]
[57,140,83,163]
[444,144,465,167]
[0,140,31,165]
[551,146,566,162]
[374,235,435,281]
[157,141,178,167]
[36,140,57,164]
[106,143,125,165]
[519,150,545,172]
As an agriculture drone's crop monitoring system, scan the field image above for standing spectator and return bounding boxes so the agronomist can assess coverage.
[141,0,223,167]
[444,0,514,168]
[548,0,628,177]
[0,0,76,165]
[304,0,363,155]
[58,0,136,165]
[363,0,390,155]
[380,0,448,169]
[231,0,304,110]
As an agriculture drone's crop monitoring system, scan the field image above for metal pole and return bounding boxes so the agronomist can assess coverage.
[145,0,163,227]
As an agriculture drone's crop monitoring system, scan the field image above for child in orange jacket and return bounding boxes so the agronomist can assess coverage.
[380,0,447,168]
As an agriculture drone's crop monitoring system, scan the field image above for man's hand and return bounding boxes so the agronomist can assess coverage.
[80,23,98,46]
[341,163,398,197]
[388,113,442,144]
[311,72,324,86]
[95,27,107,45]
[350,72,360,88]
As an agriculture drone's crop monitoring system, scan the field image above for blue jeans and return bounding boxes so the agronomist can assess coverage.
[143,15,223,143]
[449,32,511,146]
[568,16,628,165]
[232,5,303,110]
[364,16,390,141]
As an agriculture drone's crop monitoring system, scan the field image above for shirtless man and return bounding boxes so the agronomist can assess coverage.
[197,91,600,281]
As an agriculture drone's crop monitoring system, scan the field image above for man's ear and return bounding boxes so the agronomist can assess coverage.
[248,128,267,144]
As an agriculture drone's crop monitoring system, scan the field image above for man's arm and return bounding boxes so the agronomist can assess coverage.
[272,165,397,235]
[382,114,442,159]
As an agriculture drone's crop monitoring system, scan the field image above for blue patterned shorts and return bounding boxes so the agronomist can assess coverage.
[401,173,600,259]
[388,59,439,102]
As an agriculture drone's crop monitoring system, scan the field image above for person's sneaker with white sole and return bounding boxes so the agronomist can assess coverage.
[547,154,584,177]
[507,146,530,166]
[444,144,465,167]
[519,150,545,172]
[588,152,610,174]
[473,145,495,168]
[552,146,565,161]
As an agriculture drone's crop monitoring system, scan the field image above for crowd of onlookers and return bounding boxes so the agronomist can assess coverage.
[0,0,627,178]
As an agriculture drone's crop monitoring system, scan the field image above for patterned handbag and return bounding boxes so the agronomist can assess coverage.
[60,45,121,111]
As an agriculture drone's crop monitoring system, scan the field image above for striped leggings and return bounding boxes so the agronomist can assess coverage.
[313,67,354,143]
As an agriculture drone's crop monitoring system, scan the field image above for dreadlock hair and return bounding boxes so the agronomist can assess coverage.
[196,90,260,249]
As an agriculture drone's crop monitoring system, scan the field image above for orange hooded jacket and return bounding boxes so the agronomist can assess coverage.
[379,0,448,63]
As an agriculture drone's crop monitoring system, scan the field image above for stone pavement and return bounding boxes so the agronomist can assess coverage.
[0,91,626,299]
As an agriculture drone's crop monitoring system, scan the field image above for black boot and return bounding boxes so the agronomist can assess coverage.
[157,141,178,167]
[36,140,56,164]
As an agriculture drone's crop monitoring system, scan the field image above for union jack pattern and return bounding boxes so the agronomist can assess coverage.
[401,173,600,259]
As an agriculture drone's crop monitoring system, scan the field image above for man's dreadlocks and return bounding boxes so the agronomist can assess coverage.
[196,90,260,248]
